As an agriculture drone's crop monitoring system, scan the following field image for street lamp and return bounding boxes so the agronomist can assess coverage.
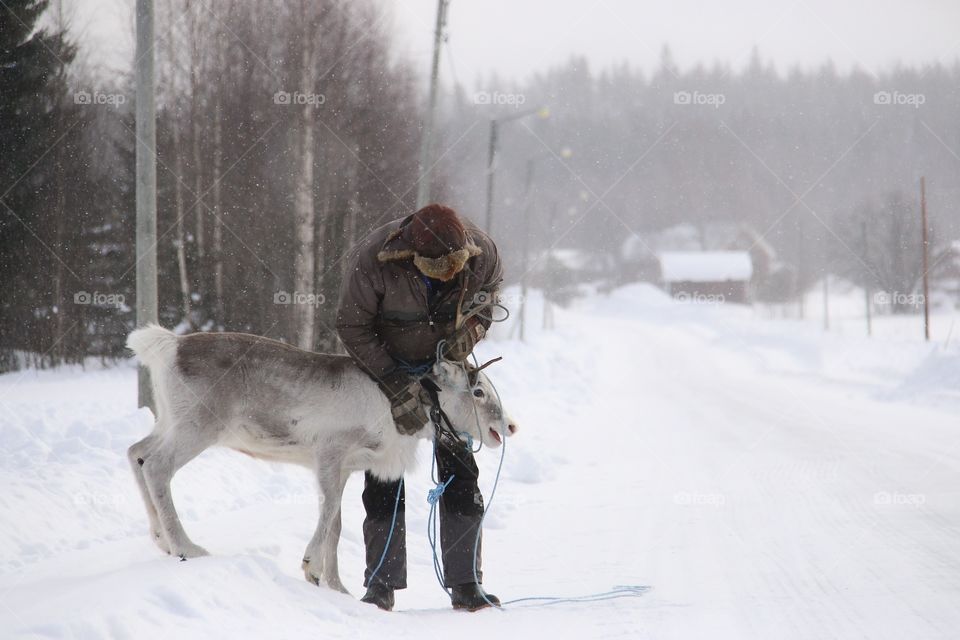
[484,106,550,235]
[518,146,572,342]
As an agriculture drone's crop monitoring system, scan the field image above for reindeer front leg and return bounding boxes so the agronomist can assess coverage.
[320,474,350,594]
[302,452,347,591]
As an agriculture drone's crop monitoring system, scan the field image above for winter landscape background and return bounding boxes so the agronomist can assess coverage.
[2,0,960,638]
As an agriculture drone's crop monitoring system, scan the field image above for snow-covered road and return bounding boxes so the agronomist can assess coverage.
[2,284,959,639]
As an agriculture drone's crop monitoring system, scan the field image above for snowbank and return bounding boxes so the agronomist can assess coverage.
[3,284,960,639]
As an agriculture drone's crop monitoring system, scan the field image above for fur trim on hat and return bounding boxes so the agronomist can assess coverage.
[378,242,482,281]
[376,248,416,262]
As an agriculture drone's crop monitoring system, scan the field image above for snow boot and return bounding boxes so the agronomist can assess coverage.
[360,583,395,611]
[450,583,500,611]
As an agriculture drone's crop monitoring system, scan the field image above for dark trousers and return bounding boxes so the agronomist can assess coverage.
[362,433,485,589]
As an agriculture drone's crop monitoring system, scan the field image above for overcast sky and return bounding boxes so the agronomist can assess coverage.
[389,0,960,84]
[73,0,960,85]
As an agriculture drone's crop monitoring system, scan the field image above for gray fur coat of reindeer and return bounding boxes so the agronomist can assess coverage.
[126,325,516,593]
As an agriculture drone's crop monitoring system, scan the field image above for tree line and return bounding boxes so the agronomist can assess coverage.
[4,3,959,371]
[1,0,424,371]
[438,48,960,304]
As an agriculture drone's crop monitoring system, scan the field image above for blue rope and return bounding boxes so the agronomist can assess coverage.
[429,370,652,610]
[501,585,652,607]
[427,475,454,505]
[379,315,652,608]
[427,439,452,593]
[395,358,433,378]
[366,477,403,587]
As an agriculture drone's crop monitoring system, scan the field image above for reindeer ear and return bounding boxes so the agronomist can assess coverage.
[431,360,453,384]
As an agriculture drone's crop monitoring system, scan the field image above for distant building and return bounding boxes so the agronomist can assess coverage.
[624,221,792,302]
[658,251,754,303]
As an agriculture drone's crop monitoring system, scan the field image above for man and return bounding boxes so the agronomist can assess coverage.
[336,204,503,612]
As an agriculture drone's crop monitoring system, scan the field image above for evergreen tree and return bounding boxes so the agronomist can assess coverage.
[1,0,87,369]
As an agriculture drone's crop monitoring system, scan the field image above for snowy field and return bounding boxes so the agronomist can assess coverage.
[2,284,960,639]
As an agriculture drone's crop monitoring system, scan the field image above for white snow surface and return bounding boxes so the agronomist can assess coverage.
[659,251,754,282]
[2,284,959,639]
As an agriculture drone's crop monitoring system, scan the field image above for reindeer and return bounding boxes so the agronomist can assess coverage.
[125,325,517,593]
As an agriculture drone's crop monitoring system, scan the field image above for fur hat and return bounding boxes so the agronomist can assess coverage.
[409,204,466,258]
[377,205,482,281]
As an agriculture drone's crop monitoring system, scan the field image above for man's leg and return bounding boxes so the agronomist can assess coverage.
[362,471,407,589]
[435,435,484,586]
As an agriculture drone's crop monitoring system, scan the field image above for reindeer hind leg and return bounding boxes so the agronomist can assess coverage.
[139,422,217,559]
[128,432,171,554]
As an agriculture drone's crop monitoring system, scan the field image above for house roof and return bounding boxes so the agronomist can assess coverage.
[658,251,754,283]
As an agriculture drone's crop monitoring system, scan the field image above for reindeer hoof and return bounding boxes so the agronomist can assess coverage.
[174,543,210,560]
[302,557,322,586]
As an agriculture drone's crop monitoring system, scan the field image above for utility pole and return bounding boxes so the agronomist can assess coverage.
[543,202,557,331]
[482,107,549,235]
[862,220,872,337]
[920,176,931,341]
[483,118,498,233]
[797,214,805,320]
[822,273,830,331]
[415,0,449,209]
[518,158,534,342]
[136,0,158,411]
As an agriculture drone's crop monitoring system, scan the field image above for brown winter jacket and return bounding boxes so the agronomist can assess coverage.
[336,214,503,380]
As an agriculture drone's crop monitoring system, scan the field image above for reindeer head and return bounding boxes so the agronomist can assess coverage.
[427,360,518,449]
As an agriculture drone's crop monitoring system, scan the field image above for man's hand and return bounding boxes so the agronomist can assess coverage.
[445,317,486,361]
[378,370,429,435]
